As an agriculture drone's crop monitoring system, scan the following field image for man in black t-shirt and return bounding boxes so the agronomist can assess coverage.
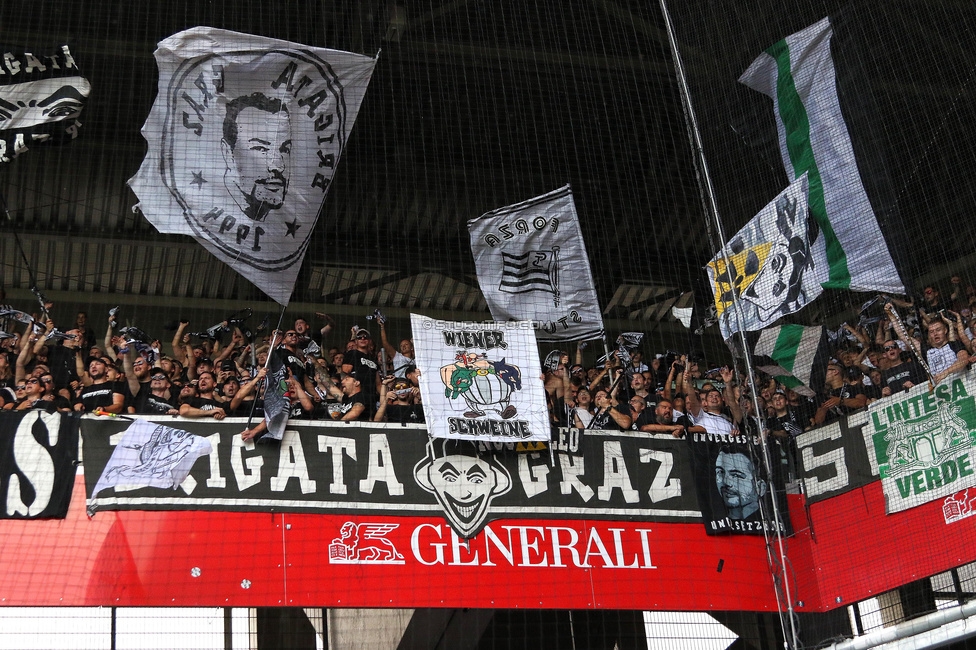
[178,371,227,419]
[813,363,867,426]
[341,327,379,398]
[134,371,178,415]
[767,391,804,438]
[589,387,632,431]
[880,341,927,396]
[637,398,701,437]
[75,358,126,413]
[324,370,371,421]
[46,329,83,392]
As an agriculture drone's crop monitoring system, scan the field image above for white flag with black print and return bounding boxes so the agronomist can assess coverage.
[411,314,550,443]
[90,420,211,504]
[129,27,376,305]
[468,185,604,342]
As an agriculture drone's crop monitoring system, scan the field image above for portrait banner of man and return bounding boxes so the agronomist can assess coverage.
[687,433,790,536]
[129,27,377,304]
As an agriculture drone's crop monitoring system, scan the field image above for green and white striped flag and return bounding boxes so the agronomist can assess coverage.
[753,324,829,398]
[739,17,904,295]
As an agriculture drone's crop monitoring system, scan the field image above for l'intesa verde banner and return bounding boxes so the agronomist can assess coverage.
[866,374,976,513]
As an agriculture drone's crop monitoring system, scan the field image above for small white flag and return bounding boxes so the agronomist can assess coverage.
[91,420,211,498]
[707,174,824,338]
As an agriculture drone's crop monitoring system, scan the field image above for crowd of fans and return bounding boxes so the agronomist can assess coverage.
[541,282,976,447]
[2,279,973,449]
[0,305,424,435]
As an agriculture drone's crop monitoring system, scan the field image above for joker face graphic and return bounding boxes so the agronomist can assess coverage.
[415,439,512,537]
[0,77,90,128]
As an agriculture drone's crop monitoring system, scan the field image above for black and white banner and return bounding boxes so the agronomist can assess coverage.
[129,27,376,305]
[411,314,550,443]
[468,186,605,341]
[706,174,822,339]
[0,45,89,163]
[687,432,790,535]
[83,418,699,538]
[0,411,79,519]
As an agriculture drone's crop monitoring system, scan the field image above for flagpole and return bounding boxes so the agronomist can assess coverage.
[658,2,799,648]
[0,189,49,320]
[243,305,288,435]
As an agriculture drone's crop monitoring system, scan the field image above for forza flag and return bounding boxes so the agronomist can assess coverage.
[468,185,604,342]
[0,411,79,519]
[90,419,211,507]
[739,17,904,294]
[706,174,821,338]
[129,28,376,305]
[0,45,89,163]
[753,324,829,398]
[411,314,550,442]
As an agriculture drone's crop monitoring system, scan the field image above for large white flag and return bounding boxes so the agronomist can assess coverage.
[468,185,604,342]
[91,419,211,499]
[411,314,550,443]
[707,174,822,338]
[739,17,903,294]
[129,28,376,304]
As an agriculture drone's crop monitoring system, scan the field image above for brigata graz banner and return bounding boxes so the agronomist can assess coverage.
[0,411,79,519]
[82,418,699,538]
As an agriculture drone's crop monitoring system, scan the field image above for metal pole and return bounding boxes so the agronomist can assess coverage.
[657,2,799,648]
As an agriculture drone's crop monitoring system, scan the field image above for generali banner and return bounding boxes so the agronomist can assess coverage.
[83,418,699,538]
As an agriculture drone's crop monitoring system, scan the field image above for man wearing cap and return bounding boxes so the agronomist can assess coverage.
[322,369,370,421]
[342,326,379,398]
[219,376,246,416]
[75,357,126,413]
[767,390,804,438]
[133,370,179,416]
